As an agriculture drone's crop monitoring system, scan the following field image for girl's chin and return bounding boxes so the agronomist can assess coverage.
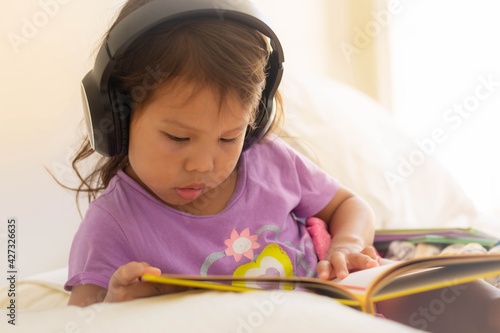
[157,193,203,212]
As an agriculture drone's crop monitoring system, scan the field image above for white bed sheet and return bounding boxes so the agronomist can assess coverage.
[0,270,425,333]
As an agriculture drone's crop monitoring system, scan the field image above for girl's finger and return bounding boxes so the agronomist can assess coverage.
[111,262,160,289]
[346,253,379,271]
[328,252,349,280]
[361,246,379,260]
[316,260,334,280]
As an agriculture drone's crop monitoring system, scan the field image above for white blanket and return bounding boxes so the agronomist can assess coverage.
[0,277,424,333]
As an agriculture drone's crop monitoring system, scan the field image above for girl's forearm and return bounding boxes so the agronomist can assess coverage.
[327,196,376,251]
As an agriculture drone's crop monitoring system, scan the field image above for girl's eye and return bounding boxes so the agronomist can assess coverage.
[164,133,189,142]
[220,138,238,144]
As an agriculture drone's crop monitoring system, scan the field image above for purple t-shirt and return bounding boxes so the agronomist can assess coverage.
[65,137,339,291]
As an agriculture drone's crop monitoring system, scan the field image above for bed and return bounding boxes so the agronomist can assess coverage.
[2,74,498,332]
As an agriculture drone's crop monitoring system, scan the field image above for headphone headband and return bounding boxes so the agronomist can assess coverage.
[82,0,284,156]
[108,1,283,58]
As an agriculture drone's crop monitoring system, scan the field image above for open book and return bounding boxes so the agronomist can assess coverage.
[142,253,500,314]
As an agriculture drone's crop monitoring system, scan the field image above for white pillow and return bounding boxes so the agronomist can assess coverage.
[0,289,425,333]
[0,268,69,311]
[280,74,478,230]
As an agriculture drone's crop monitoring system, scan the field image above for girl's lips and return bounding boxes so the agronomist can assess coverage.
[175,186,205,201]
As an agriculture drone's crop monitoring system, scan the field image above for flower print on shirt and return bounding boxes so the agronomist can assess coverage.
[224,228,260,262]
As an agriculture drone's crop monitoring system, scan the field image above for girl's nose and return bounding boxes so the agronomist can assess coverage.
[184,148,215,173]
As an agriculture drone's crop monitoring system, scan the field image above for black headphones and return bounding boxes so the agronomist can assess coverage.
[81,0,284,157]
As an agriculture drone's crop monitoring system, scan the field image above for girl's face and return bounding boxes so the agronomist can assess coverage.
[125,80,251,215]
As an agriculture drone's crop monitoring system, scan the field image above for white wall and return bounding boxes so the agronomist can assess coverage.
[255,0,334,79]
[0,0,335,278]
[0,0,127,278]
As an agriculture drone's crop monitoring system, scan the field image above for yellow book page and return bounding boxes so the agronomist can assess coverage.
[141,274,253,292]
[141,273,365,310]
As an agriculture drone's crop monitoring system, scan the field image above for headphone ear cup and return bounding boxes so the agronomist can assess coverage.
[108,87,131,156]
[242,49,282,150]
[242,97,275,151]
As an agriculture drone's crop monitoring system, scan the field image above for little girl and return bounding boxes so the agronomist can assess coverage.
[66,0,379,306]
[64,0,500,332]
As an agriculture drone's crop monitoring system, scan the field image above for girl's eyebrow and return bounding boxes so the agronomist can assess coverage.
[160,119,248,133]
[160,119,195,129]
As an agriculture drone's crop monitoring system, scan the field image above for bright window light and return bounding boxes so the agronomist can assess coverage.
[389,0,500,215]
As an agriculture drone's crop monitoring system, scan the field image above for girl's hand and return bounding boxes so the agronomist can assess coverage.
[104,262,188,302]
[316,245,379,280]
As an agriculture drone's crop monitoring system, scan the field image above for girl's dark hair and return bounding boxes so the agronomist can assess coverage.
[63,0,284,211]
